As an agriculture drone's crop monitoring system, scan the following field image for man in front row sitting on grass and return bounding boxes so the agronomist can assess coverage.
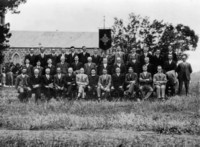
[139,65,153,100]
[153,66,167,100]
[15,68,31,102]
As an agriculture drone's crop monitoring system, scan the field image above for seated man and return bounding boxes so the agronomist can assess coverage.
[65,67,76,98]
[124,67,138,99]
[87,68,99,99]
[54,67,65,99]
[153,66,167,100]
[42,68,54,101]
[15,68,31,102]
[30,68,43,103]
[97,68,111,100]
[76,68,89,99]
[111,67,125,98]
[139,65,153,100]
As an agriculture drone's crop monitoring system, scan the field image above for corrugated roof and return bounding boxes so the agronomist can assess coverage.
[9,31,98,48]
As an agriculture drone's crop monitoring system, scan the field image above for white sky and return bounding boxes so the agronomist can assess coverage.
[6,0,200,35]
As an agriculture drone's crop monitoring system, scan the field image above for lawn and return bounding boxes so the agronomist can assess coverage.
[0,72,200,146]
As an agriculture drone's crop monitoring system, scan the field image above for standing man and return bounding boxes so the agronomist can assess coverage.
[98,58,111,75]
[25,48,37,66]
[71,55,83,74]
[58,48,68,63]
[48,48,58,66]
[153,66,167,100]
[56,56,69,75]
[91,48,102,68]
[164,45,178,63]
[15,68,31,102]
[23,58,33,77]
[112,57,126,75]
[176,54,192,95]
[79,46,90,65]
[37,47,48,67]
[68,46,78,66]
[84,57,97,76]
[45,58,56,76]
[152,49,164,68]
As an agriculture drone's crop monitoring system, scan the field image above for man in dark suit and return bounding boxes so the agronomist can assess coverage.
[143,57,155,76]
[111,67,125,98]
[58,48,68,63]
[33,60,44,76]
[79,46,90,65]
[65,67,76,98]
[71,55,83,74]
[87,68,99,99]
[139,65,153,100]
[84,57,97,76]
[68,46,78,66]
[163,54,177,72]
[30,68,43,103]
[98,58,111,75]
[56,56,69,75]
[91,48,102,68]
[37,47,48,67]
[140,47,153,66]
[124,67,138,98]
[15,68,31,102]
[25,48,37,66]
[48,48,58,66]
[112,57,126,75]
[127,48,140,63]
[54,67,65,99]
[45,58,56,76]
[23,58,33,77]
[164,45,178,63]
[152,49,164,68]
[176,54,192,95]
[126,56,141,76]
[42,68,54,101]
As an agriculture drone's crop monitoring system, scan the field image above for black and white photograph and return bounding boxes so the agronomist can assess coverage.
[0,0,200,146]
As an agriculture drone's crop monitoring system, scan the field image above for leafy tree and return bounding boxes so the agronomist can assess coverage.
[112,13,199,57]
[0,0,27,64]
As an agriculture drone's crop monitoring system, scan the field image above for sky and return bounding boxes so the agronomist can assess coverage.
[6,0,200,34]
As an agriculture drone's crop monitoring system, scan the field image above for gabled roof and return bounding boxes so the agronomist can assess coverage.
[9,31,98,48]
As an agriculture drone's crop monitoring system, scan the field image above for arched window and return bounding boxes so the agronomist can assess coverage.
[12,53,20,65]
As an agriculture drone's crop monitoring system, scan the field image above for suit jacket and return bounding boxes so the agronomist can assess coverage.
[48,54,58,66]
[79,52,90,65]
[68,53,78,65]
[140,53,153,65]
[30,75,42,89]
[23,64,33,77]
[76,73,89,86]
[139,72,152,86]
[33,66,44,76]
[176,62,192,81]
[42,74,54,87]
[37,54,48,67]
[65,73,76,86]
[144,63,155,75]
[164,52,178,63]
[54,74,65,87]
[57,54,68,63]
[92,55,102,67]
[127,53,140,63]
[112,73,125,88]
[88,75,99,87]
[127,61,141,75]
[98,74,111,88]
[25,54,37,66]
[84,63,97,75]
[71,62,83,72]
[98,64,112,75]
[163,60,177,72]
[45,65,56,76]
[125,73,138,84]
[153,73,167,85]
[15,74,30,88]
[152,55,164,68]
[112,64,126,75]
[56,62,69,74]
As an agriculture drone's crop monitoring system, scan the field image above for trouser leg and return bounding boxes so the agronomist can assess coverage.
[161,85,166,98]
[178,80,183,95]
[156,86,161,98]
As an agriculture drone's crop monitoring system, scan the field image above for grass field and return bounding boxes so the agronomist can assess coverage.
[0,72,200,146]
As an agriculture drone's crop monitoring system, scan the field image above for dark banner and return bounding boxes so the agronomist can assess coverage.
[99,29,112,50]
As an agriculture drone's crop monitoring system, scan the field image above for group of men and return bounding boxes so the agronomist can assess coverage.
[15,45,192,102]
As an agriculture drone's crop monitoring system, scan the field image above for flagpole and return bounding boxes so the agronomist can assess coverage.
[103,16,105,29]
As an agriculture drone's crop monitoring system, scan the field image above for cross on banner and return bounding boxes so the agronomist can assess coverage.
[99,29,112,50]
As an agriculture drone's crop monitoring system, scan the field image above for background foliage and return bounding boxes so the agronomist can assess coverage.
[112,13,199,53]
